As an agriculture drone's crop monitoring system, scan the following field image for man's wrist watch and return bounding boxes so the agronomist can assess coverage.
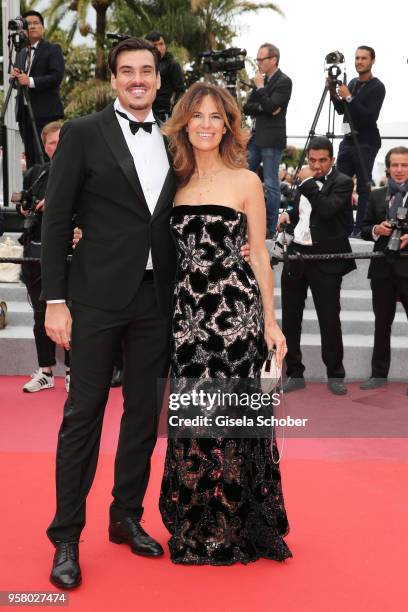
[345,95,353,103]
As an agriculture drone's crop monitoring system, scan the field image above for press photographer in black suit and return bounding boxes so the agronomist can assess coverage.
[277,137,355,395]
[11,11,64,168]
[360,146,408,391]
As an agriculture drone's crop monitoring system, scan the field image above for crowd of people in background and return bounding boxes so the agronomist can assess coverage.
[0,10,407,399]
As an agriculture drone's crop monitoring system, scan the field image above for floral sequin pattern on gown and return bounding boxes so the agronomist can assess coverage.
[159,205,292,565]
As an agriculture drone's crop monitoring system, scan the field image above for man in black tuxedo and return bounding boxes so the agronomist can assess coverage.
[11,11,64,168]
[360,147,408,390]
[278,137,355,395]
[243,43,292,236]
[41,38,177,589]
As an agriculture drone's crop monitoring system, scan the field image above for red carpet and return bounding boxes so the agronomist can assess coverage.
[1,376,407,611]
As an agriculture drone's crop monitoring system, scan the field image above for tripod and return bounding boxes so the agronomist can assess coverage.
[291,69,371,197]
[1,32,45,206]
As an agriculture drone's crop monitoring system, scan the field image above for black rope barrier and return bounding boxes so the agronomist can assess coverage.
[286,134,408,140]
[2,252,408,265]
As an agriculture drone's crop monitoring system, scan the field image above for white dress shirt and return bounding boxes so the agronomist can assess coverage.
[26,41,40,89]
[294,170,332,245]
[114,99,169,269]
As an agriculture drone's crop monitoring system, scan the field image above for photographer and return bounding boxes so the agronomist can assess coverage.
[277,137,355,395]
[11,11,64,168]
[360,146,408,391]
[243,43,292,237]
[145,30,185,122]
[16,121,70,393]
[330,46,385,237]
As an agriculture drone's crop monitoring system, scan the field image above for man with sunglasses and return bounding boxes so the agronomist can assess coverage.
[244,43,292,237]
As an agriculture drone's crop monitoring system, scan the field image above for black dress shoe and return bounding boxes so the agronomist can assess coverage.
[111,367,123,388]
[282,377,306,393]
[50,542,81,590]
[327,380,347,395]
[109,517,163,557]
[360,377,388,390]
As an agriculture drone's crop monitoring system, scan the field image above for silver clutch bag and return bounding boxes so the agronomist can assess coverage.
[260,350,282,393]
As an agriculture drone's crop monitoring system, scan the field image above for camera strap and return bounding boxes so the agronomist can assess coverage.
[25,165,49,196]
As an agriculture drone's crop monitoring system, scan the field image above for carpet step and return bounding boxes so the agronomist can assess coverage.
[0,328,406,379]
[274,309,408,335]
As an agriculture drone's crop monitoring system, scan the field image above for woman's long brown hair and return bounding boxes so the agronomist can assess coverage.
[161,82,249,186]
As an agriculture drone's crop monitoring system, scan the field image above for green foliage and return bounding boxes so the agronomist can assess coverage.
[282,146,303,169]
[64,78,115,118]
[46,28,96,107]
[44,0,115,79]
[24,0,283,116]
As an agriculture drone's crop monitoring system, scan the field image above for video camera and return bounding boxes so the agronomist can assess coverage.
[199,48,247,74]
[386,208,408,255]
[106,32,130,44]
[8,15,30,52]
[325,50,345,86]
[8,16,28,31]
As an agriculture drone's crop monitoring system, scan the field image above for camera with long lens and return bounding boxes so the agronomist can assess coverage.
[11,190,41,232]
[8,15,29,51]
[325,50,345,86]
[106,32,130,45]
[325,51,345,65]
[8,16,28,31]
[386,208,408,255]
[199,48,247,74]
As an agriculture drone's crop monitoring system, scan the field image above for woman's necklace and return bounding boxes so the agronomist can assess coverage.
[194,166,225,203]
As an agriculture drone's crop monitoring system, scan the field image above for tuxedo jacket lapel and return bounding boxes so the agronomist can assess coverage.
[29,39,44,74]
[151,169,176,221]
[99,104,151,217]
[152,128,177,220]
[321,168,337,194]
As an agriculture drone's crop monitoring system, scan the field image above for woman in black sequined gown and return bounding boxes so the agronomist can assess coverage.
[159,83,292,565]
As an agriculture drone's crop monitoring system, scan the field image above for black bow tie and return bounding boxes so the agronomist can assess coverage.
[115,110,156,134]
[315,175,326,184]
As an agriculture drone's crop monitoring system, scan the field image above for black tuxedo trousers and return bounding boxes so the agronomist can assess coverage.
[47,279,171,543]
[281,252,345,380]
[370,276,408,378]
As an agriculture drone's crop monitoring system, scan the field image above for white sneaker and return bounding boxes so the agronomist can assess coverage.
[23,369,54,393]
[65,373,70,393]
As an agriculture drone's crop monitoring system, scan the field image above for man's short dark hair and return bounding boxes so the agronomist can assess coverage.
[145,30,166,44]
[259,43,280,65]
[23,10,44,26]
[108,37,160,75]
[308,136,333,157]
[385,146,408,169]
[357,45,375,59]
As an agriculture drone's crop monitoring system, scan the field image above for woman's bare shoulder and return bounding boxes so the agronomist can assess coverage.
[230,167,262,185]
